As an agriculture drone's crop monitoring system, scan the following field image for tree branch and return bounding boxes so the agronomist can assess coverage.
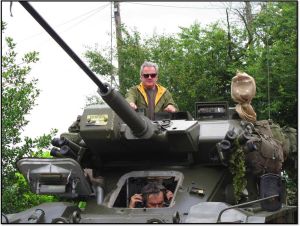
[235,8,253,49]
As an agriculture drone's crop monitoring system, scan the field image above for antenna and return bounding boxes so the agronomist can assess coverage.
[265,3,271,120]
[266,29,271,120]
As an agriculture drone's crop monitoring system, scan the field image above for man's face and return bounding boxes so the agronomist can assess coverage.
[146,191,164,208]
[141,66,158,89]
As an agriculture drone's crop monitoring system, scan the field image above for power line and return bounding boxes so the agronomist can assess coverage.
[110,2,113,87]
[124,2,243,10]
[16,3,110,44]
[60,3,110,33]
[57,3,109,27]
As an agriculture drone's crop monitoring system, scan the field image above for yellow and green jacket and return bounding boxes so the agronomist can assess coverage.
[125,83,178,112]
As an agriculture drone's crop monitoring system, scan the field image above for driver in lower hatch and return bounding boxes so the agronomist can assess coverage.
[129,182,173,208]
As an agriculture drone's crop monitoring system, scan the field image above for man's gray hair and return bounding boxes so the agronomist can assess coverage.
[140,61,159,76]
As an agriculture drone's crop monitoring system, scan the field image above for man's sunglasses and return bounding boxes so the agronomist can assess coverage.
[143,73,157,78]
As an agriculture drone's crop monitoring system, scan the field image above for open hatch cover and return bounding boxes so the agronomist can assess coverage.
[17,158,93,198]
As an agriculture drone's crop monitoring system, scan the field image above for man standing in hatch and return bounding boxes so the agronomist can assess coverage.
[125,61,178,120]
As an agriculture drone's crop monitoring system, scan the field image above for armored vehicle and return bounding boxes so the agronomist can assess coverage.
[2,2,297,223]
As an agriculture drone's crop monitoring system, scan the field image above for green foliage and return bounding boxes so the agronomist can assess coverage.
[2,21,7,31]
[229,140,247,203]
[247,2,297,127]
[2,24,57,213]
[2,172,58,214]
[84,46,116,78]
[283,171,297,206]
[2,35,40,181]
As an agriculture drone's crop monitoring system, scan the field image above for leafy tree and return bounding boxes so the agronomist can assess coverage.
[225,2,297,128]
[84,45,116,80]
[2,22,57,213]
[250,2,297,127]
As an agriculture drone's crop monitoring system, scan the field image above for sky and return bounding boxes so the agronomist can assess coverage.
[2,1,240,138]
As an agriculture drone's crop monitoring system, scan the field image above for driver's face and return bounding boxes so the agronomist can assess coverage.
[146,191,164,208]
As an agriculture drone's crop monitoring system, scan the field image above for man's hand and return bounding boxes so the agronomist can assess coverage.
[129,194,143,208]
[164,104,176,113]
[129,102,137,110]
[166,190,174,201]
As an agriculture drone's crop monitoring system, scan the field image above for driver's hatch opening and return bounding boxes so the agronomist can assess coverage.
[109,171,183,208]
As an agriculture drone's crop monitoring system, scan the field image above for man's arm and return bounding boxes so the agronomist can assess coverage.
[125,87,138,110]
[163,90,179,112]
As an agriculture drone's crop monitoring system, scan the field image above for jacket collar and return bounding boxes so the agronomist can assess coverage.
[137,83,166,105]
